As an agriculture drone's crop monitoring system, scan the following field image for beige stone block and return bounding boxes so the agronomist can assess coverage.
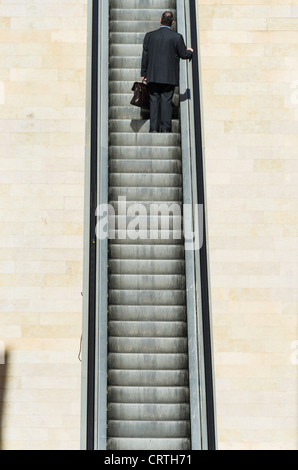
[42,54,86,70]
[9,132,49,146]
[0,261,15,274]
[26,4,85,19]
[0,4,27,17]
[48,131,84,146]
[199,5,234,18]
[50,184,83,198]
[41,158,84,174]
[22,325,81,339]
[10,16,62,31]
[28,297,81,314]
[47,426,80,443]
[230,43,266,57]
[2,430,49,446]
[58,68,86,82]
[62,415,81,429]
[4,414,63,429]
[0,312,40,327]
[63,223,83,236]
[7,348,79,367]
[61,15,87,30]
[42,273,82,287]
[1,30,52,44]
[266,43,298,58]
[40,313,82,327]
[201,43,232,57]
[214,81,285,97]
[224,120,271,134]
[14,261,67,275]
[204,120,225,134]
[64,209,85,224]
[233,5,292,18]
[14,285,80,302]
[251,31,298,46]
[51,30,86,44]
[64,197,84,211]
[14,401,74,419]
[5,93,62,108]
[213,18,267,31]
[21,376,80,391]
[268,18,298,30]
[0,326,21,338]
[0,17,10,29]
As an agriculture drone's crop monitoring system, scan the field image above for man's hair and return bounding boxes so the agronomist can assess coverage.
[161,11,174,27]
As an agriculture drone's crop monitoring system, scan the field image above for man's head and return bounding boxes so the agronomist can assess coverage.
[160,11,174,27]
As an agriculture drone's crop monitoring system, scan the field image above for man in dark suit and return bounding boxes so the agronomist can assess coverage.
[141,11,193,133]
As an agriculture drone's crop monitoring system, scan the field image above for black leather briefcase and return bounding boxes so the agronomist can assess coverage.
[131,81,150,110]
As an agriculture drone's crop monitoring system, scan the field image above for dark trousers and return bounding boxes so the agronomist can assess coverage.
[148,83,175,132]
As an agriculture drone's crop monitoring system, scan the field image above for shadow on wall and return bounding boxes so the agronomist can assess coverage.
[0,349,9,450]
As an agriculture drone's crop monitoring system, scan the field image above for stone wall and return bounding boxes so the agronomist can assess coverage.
[0,0,87,450]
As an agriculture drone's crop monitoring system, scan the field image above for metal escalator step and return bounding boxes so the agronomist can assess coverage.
[108,386,189,404]
[109,106,180,121]
[109,274,185,290]
[109,187,182,202]
[110,44,143,57]
[108,370,189,387]
[108,420,190,438]
[109,245,185,260]
[109,173,182,188]
[108,321,187,337]
[108,403,190,421]
[109,145,181,160]
[110,9,175,22]
[109,289,185,306]
[109,337,188,354]
[109,118,180,133]
[107,438,190,451]
[109,238,183,248]
[108,353,188,370]
[110,32,148,45]
[109,0,177,9]
[109,259,185,275]
[109,21,160,33]
[109,132,181,146]
[109,202,183,217]
[109,305,186,322]
[109,106,149,120]
[109,69,143,82]
[109,159,182,174]
[110,56,141,69]
[112,217,183,235]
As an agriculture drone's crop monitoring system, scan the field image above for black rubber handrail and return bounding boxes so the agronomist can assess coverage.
[86,0,99,451]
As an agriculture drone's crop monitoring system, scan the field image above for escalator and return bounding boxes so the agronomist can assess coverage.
[108,0,189,451]
[81,0,216,451]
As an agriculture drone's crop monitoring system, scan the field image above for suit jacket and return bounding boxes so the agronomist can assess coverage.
[141,27,193,86]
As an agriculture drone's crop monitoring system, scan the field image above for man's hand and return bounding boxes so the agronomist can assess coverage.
[142,77,147,81]
[187,48,193,52]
